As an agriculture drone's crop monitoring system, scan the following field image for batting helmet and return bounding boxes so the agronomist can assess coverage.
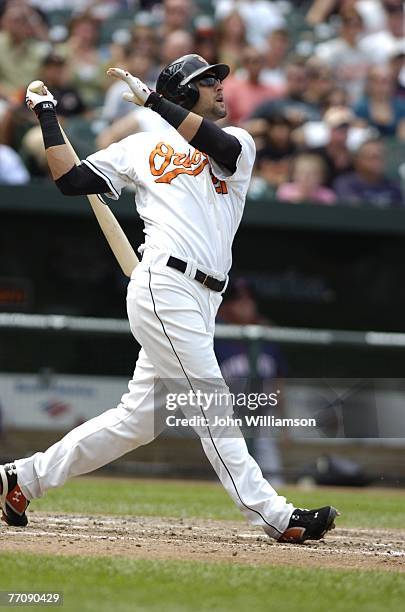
[156,54,230,110]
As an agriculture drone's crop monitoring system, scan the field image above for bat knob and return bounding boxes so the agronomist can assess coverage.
[28,80,47,96]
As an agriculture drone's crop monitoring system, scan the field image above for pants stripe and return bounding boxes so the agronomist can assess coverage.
[148,268,282,536]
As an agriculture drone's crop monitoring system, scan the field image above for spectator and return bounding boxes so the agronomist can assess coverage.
[354,64,405,139]
[159,29,193,68]
[321,87,350,113]
[1,50,84,171]
[307,0,386,34]
[223,46,283,126]
[0,2,48,100]
[294,102,376,153]
[260,28,290,90]
[215,278,288,485]
[11,0,48,41]
[0,144,30,184]
[131,13,160,63]
[56,13,109,107]
[304,58,335,109]
[359,0,404,64]
[193,15,218,66]
[215,0,285,48]
[250,57,321,127]
[40,53,87,117]
[216,10,247,73]
[310,106,355,184]
[333,138,404,207]
[277,153,336,205]
[315,7,370,103]
[252,112,296,190]
[158,0,194,38]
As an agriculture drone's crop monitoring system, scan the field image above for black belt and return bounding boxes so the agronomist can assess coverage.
[167,256,226,292]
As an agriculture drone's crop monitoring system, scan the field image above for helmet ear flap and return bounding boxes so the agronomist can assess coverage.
[180,82,200,110]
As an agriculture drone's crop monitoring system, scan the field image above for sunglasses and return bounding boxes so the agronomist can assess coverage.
[195,74,221,87]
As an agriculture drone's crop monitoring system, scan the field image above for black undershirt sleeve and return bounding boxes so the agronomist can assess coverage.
[146,93,242,174]
[189,119,241,174]
[146,93,189,128]
[55,163,110,196]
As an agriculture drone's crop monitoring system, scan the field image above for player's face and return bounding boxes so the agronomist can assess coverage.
[191,74,227,121]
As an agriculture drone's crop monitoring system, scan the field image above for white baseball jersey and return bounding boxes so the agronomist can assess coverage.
[83,122,256,277]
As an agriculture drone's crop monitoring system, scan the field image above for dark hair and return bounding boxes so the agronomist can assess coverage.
[355,137,383,156]
[68,11,100,41]
[215,10,246,44]
[383,0,404,14]
[339,7,363,23]
[41,52,66,67]
[266,111,292,127]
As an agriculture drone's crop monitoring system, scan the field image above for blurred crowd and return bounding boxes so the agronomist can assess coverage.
[0,0,404,209]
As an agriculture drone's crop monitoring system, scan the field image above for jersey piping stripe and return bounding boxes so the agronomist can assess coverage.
[82,159,120,199]
[147,267,282,536]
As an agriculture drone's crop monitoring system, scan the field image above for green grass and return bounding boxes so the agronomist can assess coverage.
[3,479,405,612]
[31,476,405,529]
[0,553,403,612]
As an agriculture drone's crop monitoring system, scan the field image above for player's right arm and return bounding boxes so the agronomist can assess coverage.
[26,84,110,196]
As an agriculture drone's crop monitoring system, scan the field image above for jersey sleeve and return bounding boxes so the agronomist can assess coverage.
[82,136,138,200]
[209,126,256,185]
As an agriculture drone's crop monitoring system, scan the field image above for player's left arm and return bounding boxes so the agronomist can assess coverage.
[107,68,242,174]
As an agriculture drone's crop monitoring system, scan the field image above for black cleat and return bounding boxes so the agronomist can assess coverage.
[0,463,29,527]
[278,506,339,543]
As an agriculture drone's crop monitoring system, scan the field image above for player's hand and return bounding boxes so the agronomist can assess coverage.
[107,68,152,107]
[26,81,57,115]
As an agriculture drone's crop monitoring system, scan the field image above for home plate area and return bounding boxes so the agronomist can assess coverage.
[1,513,405,572]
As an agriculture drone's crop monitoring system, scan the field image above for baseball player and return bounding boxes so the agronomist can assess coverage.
[0,54,339,543]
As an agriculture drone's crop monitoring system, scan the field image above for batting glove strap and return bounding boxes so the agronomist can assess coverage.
[144,91,162,109]
[37,107,65,149]
[146,94,189,129]
[32,100,57,118]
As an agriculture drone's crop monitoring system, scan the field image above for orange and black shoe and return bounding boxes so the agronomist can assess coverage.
[0,463,29,527]
[278,506,339,544]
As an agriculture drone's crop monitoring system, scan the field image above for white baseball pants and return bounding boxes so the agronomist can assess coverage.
[16,250,293,538]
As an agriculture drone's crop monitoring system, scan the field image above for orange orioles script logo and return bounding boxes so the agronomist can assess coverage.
[149,142,228,195]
